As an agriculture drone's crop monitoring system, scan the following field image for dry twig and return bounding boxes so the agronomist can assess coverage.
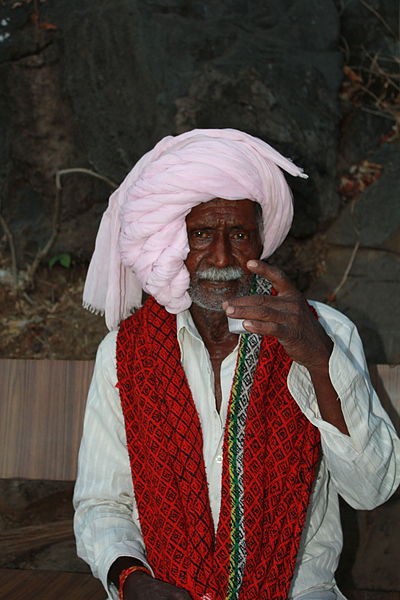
[55,168,117,191]
[25,181,62,287]
[326,240,361,303]
[360,0,399,40]
[25,168,117,287]
[341,48,400,139]
[1,167,117,292]
[0,213,18,286]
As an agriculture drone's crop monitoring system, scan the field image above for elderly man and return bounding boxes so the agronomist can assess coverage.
[74,129,399,600]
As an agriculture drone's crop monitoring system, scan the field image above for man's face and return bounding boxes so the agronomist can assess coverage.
[185,198,263,311]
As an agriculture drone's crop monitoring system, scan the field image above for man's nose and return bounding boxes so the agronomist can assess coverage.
[209,234,232,268]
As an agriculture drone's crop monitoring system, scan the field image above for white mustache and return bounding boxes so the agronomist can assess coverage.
[196,267,244,281]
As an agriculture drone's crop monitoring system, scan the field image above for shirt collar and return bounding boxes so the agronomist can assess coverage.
[176,309,202,342]
[176,309,240,352]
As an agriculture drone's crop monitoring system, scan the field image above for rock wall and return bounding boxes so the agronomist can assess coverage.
[307,0,400,364]
[1,0,398,362]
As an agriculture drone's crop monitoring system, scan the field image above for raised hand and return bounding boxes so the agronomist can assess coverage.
[224,261,349,434]
[223,260,333,374]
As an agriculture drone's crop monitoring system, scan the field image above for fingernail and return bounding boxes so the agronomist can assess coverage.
[226,306,234,315]
[247,260,258,268]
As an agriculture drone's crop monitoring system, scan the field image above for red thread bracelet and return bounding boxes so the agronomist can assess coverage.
[118,565,151,599]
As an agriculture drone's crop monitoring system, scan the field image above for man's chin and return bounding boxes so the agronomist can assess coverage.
[189,290,226,312]
[188,287,227,312]
[189,280,250,312]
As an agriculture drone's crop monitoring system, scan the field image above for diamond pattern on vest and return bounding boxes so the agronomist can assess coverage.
[117,297,320,600]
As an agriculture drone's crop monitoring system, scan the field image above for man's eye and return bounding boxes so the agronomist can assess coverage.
[192,231,209,238]
[232,232,249,240]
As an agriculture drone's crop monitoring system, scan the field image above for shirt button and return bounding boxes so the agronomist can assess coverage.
[216,455,222,463]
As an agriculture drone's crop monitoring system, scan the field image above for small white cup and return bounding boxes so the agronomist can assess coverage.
[227,316,247,335]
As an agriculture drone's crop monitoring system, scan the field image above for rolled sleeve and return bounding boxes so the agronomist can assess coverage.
[73,332,151,598]
[288,301,400,510]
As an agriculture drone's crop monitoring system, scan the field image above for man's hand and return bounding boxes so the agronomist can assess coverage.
[223,261,333,374]
[224,261,349,435]
[123,571,193,600]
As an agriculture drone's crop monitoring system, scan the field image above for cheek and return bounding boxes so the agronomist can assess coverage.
[233,245,262,268]
[251,236,263,258]
[184,250,202,274]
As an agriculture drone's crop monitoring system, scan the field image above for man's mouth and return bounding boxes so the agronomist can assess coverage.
[196,266,244,282]
[189,266,251,311]
[199,280,237,294]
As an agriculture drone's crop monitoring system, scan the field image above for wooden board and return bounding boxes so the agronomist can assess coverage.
[0,359,94,480]
[0,359,398,481]
[0,568,104,600]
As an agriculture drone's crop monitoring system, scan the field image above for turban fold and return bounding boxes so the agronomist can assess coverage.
[83,128,307,330]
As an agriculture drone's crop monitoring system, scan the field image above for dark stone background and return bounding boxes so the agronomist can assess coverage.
[0,0,399,596]
[1,0,399,363]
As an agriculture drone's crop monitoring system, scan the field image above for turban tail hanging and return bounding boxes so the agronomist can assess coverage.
[83,128,308,330]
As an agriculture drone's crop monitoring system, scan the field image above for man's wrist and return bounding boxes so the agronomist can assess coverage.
[108,556,147,589]
[119,566,152,600]
[306,337,333,379]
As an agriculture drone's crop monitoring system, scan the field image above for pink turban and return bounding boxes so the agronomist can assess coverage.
[83,128,307,330]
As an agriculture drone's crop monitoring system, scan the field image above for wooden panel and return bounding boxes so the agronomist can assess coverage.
[0,520,73,557]
[0,568,104,600]
[0,359,398,481]
[0,359,94,480]
[369,364,400,434]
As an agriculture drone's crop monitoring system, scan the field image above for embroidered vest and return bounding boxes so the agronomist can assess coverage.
[116,297,320,600]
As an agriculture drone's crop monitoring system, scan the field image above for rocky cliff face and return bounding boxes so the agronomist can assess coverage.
[0,0,399,362]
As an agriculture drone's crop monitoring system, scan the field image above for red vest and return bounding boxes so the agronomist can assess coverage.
[117,297,320,600]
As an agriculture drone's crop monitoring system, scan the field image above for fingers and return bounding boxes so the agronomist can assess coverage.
[246,260,296,296]
[223,292,301,321]
[222,282,305,341]
[223,299,295,340]
[242,318,286,338]
[123,572,193,599]
[222,261,334,370]
[224,297,291,324]
[223,262,301,336]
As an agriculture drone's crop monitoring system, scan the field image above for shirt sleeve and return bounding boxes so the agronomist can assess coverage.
[287,301,400,510]
[73,331,152,599]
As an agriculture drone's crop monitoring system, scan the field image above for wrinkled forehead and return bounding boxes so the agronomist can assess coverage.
[185,197,262,228]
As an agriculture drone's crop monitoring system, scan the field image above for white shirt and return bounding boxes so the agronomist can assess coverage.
[73,301,400,600]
